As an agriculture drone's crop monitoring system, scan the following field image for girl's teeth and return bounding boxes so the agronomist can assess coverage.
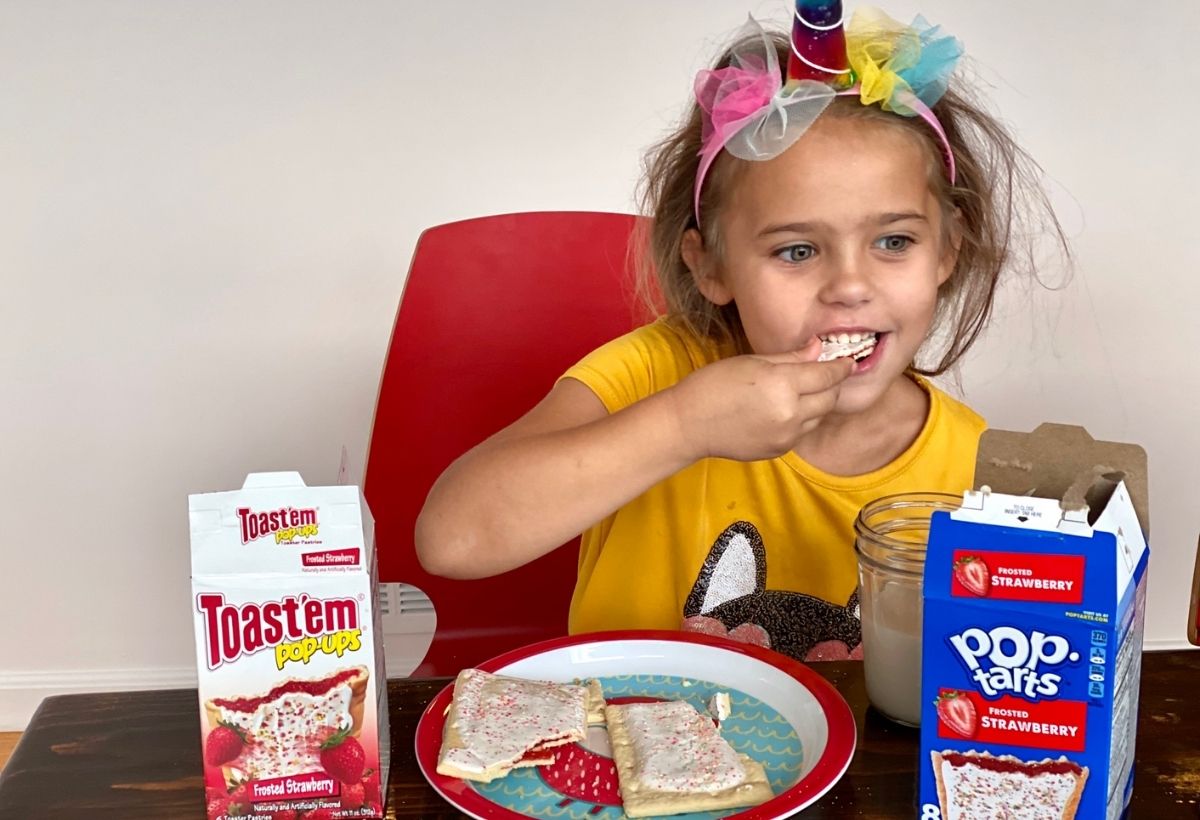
[816,333,878,362]
[818,332,876,342]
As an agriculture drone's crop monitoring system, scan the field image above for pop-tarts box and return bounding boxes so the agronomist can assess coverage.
[190,472,390,819]
[919,424,1149,820]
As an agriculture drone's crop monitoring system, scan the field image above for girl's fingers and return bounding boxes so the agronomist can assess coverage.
[754,336,822,364]
[787,357,853,394]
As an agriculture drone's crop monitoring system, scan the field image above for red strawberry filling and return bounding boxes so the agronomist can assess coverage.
[940,752,1083,777]
[212,668,359,712]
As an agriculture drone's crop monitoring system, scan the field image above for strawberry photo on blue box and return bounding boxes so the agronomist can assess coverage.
[918,424,1149,820]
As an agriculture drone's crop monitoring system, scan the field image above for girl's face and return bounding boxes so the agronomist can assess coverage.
[684,115,957,417]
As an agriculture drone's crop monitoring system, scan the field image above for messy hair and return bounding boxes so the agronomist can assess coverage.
[634,30,1069,375]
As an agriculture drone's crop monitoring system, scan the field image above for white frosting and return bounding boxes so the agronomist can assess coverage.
[221,685,352,780]
[620,701,743,793]
[940,758,1080,819]
[444,670,587,773]
[708,692,731,723]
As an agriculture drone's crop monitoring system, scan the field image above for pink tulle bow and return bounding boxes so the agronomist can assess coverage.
[693,57,779,219]
[696,57,779,140]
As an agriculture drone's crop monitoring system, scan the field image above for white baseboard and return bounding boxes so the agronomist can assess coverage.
[0,666,198,731]
[1144,637,1196,652]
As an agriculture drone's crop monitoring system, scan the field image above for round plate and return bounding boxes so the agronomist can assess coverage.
[415,630,856,819]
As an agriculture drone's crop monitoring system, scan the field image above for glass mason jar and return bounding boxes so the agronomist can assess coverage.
[854,492,961,726]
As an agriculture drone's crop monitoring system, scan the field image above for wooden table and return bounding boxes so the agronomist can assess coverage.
[1,650,1197,818]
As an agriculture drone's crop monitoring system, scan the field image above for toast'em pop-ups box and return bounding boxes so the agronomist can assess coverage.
[919,424,1149,820]
[190,472,390,820]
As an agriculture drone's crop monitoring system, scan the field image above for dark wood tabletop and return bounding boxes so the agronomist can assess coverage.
[1,650,1197,818]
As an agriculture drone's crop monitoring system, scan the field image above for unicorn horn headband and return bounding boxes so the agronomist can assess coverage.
[693,2,963,224]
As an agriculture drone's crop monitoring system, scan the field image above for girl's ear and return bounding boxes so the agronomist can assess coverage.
[681,228,733,305]
[937,207,964,286]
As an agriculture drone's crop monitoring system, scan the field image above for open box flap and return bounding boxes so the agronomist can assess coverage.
[974,423,1149,536]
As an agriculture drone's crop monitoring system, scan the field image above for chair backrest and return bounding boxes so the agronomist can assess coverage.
[365,211,646,677]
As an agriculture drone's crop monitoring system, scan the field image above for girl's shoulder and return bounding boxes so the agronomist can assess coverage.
[560,318,725,411]
[574,317,724,378]
[912,374,987,438]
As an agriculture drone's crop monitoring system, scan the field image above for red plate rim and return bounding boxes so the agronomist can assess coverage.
[414,629,857,820]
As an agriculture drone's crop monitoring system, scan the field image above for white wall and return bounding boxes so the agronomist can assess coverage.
[2,1,1196,730]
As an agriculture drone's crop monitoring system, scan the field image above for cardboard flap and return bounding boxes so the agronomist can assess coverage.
[974,423,1149,534]
[241,471,307,489]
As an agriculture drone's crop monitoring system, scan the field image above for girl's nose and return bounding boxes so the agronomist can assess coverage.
[818,252,873,307]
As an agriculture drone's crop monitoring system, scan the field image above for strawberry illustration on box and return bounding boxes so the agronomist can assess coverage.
[919,424,1149,820]
[190,473,390,820]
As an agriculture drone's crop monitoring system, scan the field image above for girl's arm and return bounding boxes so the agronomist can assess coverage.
[415,342,851,579]
[415,377,692,579]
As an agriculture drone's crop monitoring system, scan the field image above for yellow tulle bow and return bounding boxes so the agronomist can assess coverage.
[845,8,951,117]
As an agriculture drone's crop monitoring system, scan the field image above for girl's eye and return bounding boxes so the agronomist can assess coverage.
[875,235,912,253]
[776,244,815,263]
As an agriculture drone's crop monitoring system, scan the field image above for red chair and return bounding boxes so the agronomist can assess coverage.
[365,211,648,677]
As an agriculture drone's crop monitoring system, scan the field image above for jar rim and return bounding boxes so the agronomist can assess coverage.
[854,492,962,578]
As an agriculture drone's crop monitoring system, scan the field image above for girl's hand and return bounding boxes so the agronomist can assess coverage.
[666,337,853,462]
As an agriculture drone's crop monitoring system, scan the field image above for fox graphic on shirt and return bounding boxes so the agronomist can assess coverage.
[680,521,863,662]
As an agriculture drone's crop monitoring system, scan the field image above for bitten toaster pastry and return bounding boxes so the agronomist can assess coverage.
[436,669,603,783]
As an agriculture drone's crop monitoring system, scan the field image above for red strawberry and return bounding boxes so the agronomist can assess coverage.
[206,794,230,818]
[361,770,381,806]
[224,780,254,816]
[953,555,991,597]
[319,728,366,783]
[936,690,978,738]
[340,781,365,808]
[304,809,336,820]
[205,722,248,766]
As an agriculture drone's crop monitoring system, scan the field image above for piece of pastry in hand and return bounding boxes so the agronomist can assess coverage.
[817,332,877,362]
[436,669,603,782]
[605,700,773,818]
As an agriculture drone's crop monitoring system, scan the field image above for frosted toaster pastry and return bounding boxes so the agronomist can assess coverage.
[604,700,773,818]
[436,669,603,783]
[931,750,1089,820]
[204,665,369,785]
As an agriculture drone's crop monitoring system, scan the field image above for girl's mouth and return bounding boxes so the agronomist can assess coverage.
[817,331,878,362]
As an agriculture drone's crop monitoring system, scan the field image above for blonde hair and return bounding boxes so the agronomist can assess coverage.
[634,30,1068,374]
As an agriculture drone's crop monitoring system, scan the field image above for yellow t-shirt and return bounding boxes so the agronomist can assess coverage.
[561,318,986,662]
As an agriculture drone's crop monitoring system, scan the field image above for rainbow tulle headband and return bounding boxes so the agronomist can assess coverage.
[694,2,963,224]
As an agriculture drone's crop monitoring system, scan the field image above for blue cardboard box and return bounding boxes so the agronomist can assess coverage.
[919,424,1148,820]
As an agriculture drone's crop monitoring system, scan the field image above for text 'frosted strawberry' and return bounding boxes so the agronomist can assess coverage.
[237,505,319,544]
[197,592,361,671]
[948,626,1080,699]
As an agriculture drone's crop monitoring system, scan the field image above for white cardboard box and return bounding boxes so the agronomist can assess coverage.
[190,472,389,819]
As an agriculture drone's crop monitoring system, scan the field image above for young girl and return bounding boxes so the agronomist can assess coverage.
[415,5,1065,663]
